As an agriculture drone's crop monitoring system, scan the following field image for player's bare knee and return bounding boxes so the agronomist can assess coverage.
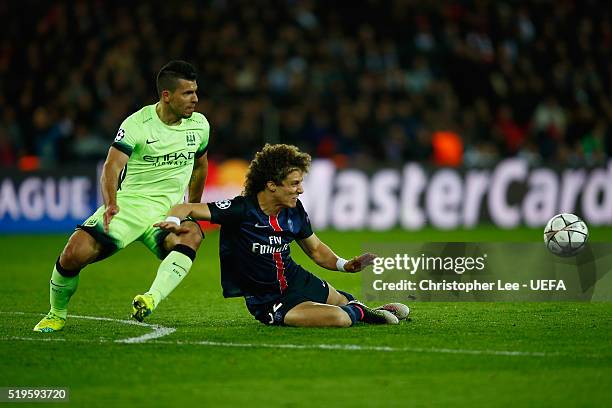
[179,222,203,248]
[59,231,99,270]
[59,244,86,270]
[189,228,203,248]
[333,311,352,327]
[328,309,351,327]
[327,287,347,306]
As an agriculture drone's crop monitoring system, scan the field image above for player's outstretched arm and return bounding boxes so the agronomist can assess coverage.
[297,233,377,273]
[153,203,213,234]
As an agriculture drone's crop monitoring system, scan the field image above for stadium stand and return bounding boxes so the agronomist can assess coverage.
[0,0,610,169]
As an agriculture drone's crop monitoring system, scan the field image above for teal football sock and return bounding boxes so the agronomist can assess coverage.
[146,246,195,306]
[49,263,80,319]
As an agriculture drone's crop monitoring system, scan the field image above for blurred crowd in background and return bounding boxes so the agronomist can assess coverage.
[0,0,611,170]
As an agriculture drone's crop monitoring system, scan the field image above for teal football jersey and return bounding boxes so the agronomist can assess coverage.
[112,104,210,208]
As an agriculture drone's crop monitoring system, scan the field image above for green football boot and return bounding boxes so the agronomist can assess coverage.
[33,312,66,333]
[131,294,156,322]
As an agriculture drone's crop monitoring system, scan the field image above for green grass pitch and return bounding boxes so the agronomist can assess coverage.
[1,227,611,407]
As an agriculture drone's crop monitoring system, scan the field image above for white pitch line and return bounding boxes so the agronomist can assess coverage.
[0,311,175,343]
[158,339,555,357]
[0,311,567,357]
[0,335,558,357]
[69,314,176,344]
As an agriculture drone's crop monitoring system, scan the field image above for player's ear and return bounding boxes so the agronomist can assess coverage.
[266,181,277,192]
[161,89,171,102]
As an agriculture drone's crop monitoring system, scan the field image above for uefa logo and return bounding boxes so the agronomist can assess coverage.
[114,128,125,142]
[215,200,231,209]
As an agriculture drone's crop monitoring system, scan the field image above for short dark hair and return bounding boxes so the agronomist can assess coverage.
[243,144,311,196]
[156,60,197,97]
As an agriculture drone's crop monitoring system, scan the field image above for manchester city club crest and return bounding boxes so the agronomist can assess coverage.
[186,132,197,147]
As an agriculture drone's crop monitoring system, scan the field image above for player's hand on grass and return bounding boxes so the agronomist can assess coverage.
[344,253,378,272]
[153,221,191,235]
[103,204,119,232]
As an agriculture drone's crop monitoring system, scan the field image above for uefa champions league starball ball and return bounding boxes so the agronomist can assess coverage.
[543,213,589,257]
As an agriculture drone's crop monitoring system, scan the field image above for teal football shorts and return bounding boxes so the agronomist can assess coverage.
[78,197,193,261]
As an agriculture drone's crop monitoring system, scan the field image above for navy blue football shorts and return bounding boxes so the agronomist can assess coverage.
[245,270,330,326]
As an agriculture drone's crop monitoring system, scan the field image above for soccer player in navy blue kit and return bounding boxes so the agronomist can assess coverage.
[154,144,409,327]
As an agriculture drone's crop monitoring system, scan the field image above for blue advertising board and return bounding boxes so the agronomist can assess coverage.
[0,167,101,233]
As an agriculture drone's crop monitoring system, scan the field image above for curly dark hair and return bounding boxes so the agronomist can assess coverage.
[243,144,311,196]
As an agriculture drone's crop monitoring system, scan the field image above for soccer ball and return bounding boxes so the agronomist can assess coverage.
[543,213,589,257]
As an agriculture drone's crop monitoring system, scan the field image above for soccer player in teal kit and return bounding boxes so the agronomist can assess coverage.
[34,60,209,332]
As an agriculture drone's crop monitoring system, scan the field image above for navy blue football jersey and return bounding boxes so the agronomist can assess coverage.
[207,195,314,302]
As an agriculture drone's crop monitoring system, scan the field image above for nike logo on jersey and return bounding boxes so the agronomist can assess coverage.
[146,139,159,144]
[254,223,269,228]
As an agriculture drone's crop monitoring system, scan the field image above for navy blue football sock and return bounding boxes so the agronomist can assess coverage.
[336,289,355,302]
[340,304,364,325]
